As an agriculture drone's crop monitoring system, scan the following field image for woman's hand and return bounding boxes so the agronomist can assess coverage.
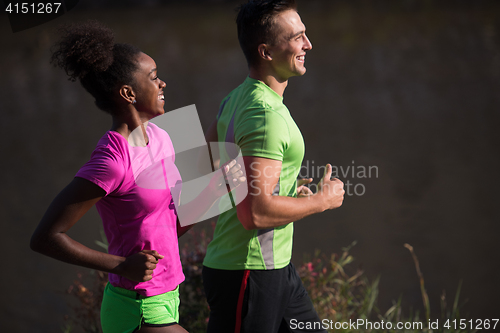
[223,158,246,187]
[175,159,246,228]
[208,159,246,197]
[116,250,164,282]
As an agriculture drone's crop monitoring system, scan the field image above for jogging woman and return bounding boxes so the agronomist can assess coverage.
[30,21,243,333]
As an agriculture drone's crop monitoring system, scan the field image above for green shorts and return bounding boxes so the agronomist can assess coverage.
[100,282,180,333]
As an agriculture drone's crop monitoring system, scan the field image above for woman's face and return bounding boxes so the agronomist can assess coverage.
[132,52,166,120]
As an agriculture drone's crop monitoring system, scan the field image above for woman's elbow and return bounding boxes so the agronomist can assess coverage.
[30,233,43,253]
[30,230,51,253]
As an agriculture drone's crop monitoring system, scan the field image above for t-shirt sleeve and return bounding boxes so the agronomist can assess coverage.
[75,146,125,195]
[236,108,289,161]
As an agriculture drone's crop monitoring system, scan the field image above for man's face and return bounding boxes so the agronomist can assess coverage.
[268,10,313,81]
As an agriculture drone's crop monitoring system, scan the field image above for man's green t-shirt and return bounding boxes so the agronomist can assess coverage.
[203,77,305,270]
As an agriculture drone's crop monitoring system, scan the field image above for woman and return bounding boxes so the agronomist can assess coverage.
[30,21,243,333]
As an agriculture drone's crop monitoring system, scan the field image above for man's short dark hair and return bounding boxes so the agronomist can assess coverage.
[236,0,297,67]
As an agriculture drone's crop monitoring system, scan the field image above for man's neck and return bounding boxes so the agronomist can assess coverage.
[249,67,288,97]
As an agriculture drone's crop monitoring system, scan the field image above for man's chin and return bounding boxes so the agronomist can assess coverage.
[291,68,307,77]
[293,64,307,75]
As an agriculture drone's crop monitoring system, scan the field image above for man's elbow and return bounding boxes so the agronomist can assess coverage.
[237,210,264,230]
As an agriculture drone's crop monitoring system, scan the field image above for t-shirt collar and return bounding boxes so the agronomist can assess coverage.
[244,76,284,101]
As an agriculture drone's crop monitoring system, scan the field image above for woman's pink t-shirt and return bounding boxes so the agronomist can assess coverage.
[75,123,184,296]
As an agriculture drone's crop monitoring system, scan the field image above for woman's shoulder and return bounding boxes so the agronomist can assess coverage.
[76,131,128,195]
[94,131,128,155]
[87,131,128,163]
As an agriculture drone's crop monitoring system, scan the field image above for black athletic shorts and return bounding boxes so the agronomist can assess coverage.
[202,262,327,333]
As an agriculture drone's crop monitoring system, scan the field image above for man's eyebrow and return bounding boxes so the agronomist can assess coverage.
[288,30,305,40]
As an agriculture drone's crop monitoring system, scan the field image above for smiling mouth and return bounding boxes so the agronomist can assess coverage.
[159,92,164,101]
[297,55,305,63]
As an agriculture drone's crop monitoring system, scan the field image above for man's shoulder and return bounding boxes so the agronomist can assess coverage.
[218,85,265,120]
[225,78,282,108]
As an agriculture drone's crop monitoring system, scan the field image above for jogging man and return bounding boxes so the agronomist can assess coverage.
[202,1,345,332]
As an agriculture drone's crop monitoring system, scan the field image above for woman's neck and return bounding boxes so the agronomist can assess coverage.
[111,111,150,147]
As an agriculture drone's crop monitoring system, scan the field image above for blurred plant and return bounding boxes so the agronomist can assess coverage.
[297,242,475,333]
[62,270,107,333]
[177,223,214,331]
[63,230,476,333]
[62,229,109,333]
[297,241,380,324]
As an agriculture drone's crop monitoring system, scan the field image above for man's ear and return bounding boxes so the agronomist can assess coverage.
[119,85,136,104]
[257,43,273,61]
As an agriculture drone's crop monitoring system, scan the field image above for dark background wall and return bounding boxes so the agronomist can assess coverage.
[1,0,499,331]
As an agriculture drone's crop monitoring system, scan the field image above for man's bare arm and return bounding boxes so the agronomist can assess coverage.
[236,156,344,230]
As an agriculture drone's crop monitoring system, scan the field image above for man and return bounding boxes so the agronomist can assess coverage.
[202,1,345,332]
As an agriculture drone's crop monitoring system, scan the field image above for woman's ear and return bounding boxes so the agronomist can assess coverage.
[119,85,136,104]
[257,43,273,61]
